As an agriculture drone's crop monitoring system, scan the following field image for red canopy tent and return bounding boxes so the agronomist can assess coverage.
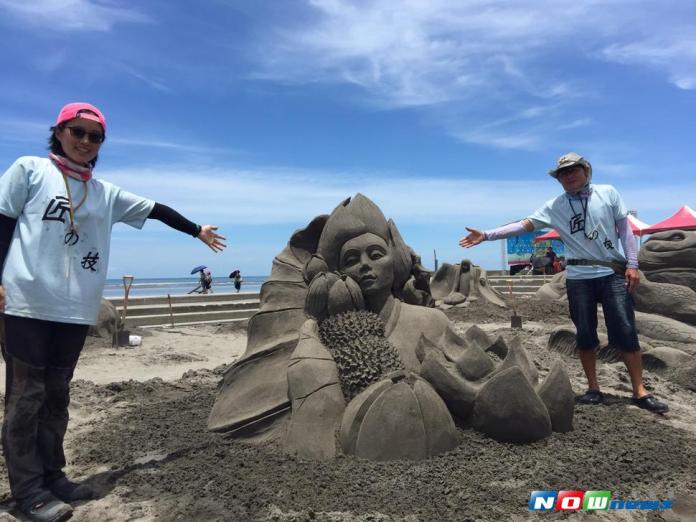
[533,214,650,243]
[642,205,696,234]
[626,213,651,235]
[533,229,560,242]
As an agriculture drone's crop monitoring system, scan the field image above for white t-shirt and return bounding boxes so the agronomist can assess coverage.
[527,184,628,280]
[0,156,155,324]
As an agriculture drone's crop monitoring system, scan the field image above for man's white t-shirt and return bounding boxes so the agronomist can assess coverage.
[0,156,155,324]
[527,184,628,280]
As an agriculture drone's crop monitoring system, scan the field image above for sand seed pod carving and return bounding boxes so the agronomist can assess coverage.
[303,254,329,285]
[340,371,458,461]
[305,272,340,321]
[327,275,365,317]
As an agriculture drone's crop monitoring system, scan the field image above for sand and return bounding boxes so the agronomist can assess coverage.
[1,301,695,521]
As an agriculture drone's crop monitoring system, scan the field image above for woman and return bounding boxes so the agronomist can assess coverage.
[0,102,225,522]
[232,270,242,292]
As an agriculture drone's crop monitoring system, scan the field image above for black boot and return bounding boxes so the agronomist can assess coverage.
[2,354,48,502]
[40,368,89,502]
[47,476,94,502]
[16,490,72,522]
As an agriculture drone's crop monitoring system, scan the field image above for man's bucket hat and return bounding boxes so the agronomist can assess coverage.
[548,152,592,181]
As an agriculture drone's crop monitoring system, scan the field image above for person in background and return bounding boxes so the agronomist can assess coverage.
[544,246,558,274]
[0,102,226,522]
[458,152,668,415]
[202,269,213,294]
[232,270,242,292]
[530,251,548,275]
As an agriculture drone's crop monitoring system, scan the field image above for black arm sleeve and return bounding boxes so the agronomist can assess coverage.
[0,214,18,284]
[147,203,200,238]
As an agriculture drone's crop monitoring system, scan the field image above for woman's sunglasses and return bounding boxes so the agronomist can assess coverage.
[66,126,105,144]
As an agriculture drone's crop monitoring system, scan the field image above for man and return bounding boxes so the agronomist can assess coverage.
[459,152,668,413]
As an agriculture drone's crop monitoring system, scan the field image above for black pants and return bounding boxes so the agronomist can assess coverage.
[1,315,88,501]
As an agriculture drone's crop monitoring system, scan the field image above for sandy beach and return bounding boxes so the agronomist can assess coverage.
[1,299,695,521]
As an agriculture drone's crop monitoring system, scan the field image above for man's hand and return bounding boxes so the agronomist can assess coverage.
[0,285,5,313]
[458,227,485,248]
[625,268,640,293]
[198,225,227,252]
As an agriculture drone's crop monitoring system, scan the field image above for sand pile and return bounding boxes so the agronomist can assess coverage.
[1,303,695,521]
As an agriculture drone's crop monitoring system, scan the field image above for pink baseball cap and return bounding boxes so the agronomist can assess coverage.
[55,102,107,132]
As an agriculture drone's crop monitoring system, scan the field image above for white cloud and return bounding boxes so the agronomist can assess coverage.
[99,161,694,277]
[0,118,48,145]
[455,130,541,150]
[257,0,586,108]
[602,39,696,91]
[557,118,592,131]
[119,65,173,94]
[0,0,150,31]
[108,138,226,155]
[249,1,695,148]
[100,162,692,227]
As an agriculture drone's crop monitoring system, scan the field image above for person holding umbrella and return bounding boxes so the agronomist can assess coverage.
[230,269,242,292]
[189,265,212,294]
[0,102,226,521]
[202,269,213,293]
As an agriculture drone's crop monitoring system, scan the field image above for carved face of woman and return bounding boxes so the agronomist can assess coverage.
[339,233,394,297]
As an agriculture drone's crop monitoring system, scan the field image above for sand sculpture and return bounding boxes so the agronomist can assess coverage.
[541,231,696,369]
[430,260,506,308]
[538,271,696,325]
[88,298,121,340]
[540,273,696,349]
[209,194,574,461]
[639,230,696,290]
[537,231,696,329]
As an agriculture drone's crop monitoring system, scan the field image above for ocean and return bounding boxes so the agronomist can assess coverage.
[102,275,267,298]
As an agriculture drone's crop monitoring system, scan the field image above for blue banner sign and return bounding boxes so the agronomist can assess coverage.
[506,230,565,266]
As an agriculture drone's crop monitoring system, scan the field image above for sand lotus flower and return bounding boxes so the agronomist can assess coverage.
[328,275,365,317]
[340,370,458,461]
[305,272,340,321]
[303,254,329,285]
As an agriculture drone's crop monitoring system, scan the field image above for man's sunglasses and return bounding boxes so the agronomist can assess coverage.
[66,126,105,144]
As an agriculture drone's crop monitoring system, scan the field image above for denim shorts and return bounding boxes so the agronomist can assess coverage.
[566,273,640,352]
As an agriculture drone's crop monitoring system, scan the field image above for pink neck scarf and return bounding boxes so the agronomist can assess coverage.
[49,153,92,181]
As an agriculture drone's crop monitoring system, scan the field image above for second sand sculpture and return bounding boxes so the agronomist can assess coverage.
[208,194,574,460]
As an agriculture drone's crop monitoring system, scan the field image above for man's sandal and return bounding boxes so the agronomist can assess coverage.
[577,389,604,405]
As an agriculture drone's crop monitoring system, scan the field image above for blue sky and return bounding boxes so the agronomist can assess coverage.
[1,0,694,278]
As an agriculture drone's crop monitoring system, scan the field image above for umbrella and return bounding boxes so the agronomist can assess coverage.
[190,265,207,275]
[229,270,240,278]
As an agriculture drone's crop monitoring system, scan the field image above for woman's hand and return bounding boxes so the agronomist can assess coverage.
[198,225,227,252]
[458,227,485,248]
[0,285,5,313]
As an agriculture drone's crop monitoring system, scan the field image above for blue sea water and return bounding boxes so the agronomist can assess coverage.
[103,275,267,298]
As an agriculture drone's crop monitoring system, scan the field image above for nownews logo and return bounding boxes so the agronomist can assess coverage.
[529,491,673,511]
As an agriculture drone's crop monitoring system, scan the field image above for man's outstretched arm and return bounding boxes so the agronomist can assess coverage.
[459,219,534,248]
